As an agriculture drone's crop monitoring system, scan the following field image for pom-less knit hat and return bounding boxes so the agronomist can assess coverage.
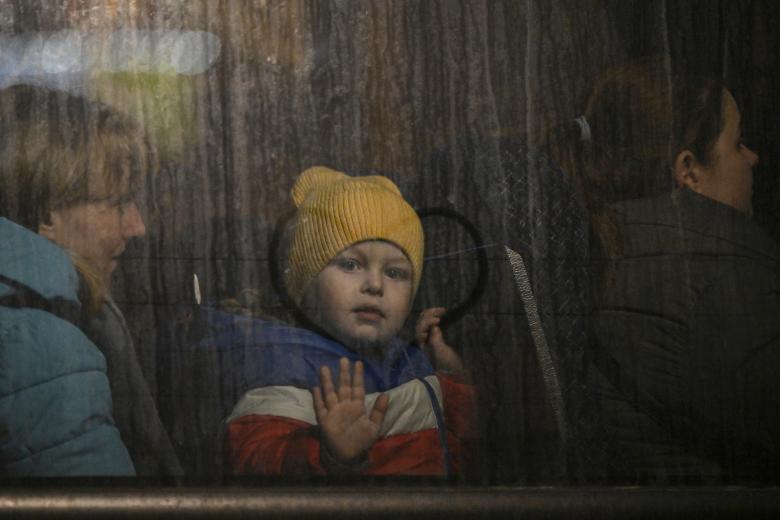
[286,166,424,303]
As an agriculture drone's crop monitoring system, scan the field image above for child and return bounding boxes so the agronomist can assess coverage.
[225,166,476,475]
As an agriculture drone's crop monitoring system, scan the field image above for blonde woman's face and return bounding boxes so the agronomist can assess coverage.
[39,195,146,287]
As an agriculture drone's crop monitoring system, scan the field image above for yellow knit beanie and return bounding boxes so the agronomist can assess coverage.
[286,166,424,303]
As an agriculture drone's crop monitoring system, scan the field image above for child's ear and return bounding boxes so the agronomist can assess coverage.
[673,150,701,191]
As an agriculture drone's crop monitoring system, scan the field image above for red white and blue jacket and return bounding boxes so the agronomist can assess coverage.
[202,310,476,476]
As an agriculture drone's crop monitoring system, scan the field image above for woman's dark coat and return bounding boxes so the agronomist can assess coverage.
[592,188,780,482]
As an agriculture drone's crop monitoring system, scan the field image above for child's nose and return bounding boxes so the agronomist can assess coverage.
[361,269,384,295]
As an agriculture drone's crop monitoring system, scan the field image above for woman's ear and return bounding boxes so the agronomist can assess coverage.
[37,211,57,240]
[673,150,700,190]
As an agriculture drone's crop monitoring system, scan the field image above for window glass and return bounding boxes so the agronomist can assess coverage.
[1,0,779,493]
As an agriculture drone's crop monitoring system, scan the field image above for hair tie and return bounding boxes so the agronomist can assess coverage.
[574,115,592,142]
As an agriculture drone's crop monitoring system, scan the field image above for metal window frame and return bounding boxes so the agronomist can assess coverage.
[2,486,780,518]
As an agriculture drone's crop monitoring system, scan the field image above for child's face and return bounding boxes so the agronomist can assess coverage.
[301,240,414,351]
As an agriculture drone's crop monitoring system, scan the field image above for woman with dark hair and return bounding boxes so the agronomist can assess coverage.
[546,63,778,483]
[0,85,181,476]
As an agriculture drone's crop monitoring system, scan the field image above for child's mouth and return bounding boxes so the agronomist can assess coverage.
[353,306,385,321]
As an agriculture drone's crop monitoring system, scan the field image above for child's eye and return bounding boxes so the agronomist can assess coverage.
[336,259,359,272]
[385,267,410,280]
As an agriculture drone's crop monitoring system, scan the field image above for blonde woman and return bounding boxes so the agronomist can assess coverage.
[0,85,180,476]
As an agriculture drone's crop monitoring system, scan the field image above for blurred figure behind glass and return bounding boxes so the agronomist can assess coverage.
[0,84,181,476]
[544,62,780,483]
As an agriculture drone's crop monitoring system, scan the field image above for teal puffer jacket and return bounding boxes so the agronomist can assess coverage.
[0,217,134,476]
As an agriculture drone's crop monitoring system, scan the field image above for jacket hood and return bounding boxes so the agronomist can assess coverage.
[0,217,80,302]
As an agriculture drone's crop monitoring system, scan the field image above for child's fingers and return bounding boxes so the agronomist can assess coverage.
[429,326,465,372]
[352,360,365,401]
[415,308,446,345]
[429,325,447,350]
[430,325,456,356]
[415,318,439,345]
[337,357,352,401]
[421,307,446,320]
[415,315,438,332]
[415,326,429,347]
[319,365,339,408]
[417,307,445,325]
[369,393,389,426]
[312,387,327,418]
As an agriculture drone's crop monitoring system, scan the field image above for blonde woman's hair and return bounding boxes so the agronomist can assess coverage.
[0,84,154,311]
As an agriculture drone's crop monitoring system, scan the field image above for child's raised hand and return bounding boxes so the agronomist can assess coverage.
[312,357,388,466]
[415,307,465,374]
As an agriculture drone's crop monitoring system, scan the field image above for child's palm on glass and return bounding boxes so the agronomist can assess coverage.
[313,358,388,465]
